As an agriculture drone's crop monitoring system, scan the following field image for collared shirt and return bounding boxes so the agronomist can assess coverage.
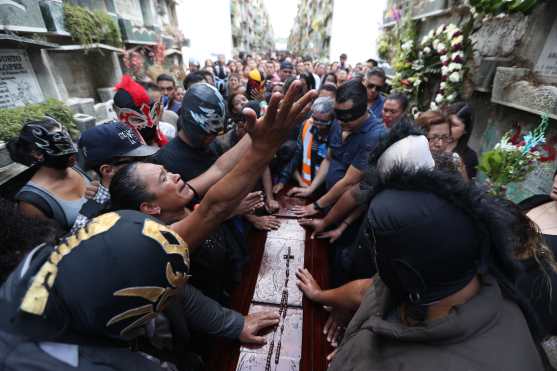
[368,94,385,121]
[325,115,386,190]
[70,183,111,234]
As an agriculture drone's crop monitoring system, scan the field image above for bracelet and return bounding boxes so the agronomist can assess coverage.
[313,201,325,212]
[185,182,199,200]
[341,221,350,228]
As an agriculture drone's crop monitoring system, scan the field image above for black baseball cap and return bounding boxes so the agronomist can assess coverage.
[79,122,158,168]
[280,61,294,70]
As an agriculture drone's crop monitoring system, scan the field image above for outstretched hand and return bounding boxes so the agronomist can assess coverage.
[287,186,313,198]
[296,267,322,302]
[243,80,316,154]
[314,223,347,243]
[233,191,265,216]
[299,218,326,239]
[291,203,319,218]
[239,311,280,345]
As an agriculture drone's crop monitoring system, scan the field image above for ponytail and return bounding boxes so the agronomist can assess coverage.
[6,137,35,166]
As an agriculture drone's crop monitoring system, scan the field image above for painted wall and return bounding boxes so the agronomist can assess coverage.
[176,0,233,63]
[329,0,387,63]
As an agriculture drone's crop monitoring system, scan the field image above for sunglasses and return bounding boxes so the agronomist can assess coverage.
[334,107,366,123]
[311,116,333,126]
[366,83,384,92]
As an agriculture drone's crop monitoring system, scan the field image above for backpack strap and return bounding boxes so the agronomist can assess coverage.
[16,185,68,229]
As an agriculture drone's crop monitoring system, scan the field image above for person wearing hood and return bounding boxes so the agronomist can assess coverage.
[326,166,550,370]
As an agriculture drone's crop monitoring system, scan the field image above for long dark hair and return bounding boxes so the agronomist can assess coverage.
[446,102,474,154]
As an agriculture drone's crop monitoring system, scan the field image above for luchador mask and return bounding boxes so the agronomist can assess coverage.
[115,96,163,132]
[19,210,190,341]
[21,117,77,157]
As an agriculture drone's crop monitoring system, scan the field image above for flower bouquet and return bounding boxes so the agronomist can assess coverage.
[479,114,549,197]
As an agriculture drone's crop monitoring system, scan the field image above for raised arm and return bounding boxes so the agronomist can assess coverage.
[172,81,316,249]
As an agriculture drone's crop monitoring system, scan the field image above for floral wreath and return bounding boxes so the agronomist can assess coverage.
[420,24,466,110]
[389,22,469,113]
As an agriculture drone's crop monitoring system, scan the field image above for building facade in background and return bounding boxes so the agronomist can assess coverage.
[287,0,334,59]
[0,0,186,180]
[231,0,274,54]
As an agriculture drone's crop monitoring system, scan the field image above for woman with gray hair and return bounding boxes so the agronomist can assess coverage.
[273,97,335,197]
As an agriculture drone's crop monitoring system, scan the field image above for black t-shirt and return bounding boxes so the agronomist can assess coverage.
[156,137,218,181]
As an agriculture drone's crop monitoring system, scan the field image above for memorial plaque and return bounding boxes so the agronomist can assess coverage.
[0,0,47,32]
[253,238,304,306]
[0,49,44,109]
[535,20,557,78]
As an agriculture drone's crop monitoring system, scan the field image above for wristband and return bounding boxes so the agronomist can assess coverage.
[186,182,199,200]
[313,201,325,212]
[341,221,350,228]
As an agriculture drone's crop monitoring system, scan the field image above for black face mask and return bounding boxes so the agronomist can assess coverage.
[335,104,367,123]
[42,153,75,169]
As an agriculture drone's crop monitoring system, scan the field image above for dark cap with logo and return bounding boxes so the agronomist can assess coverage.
[280,61,294,70]
[79,122,158,168]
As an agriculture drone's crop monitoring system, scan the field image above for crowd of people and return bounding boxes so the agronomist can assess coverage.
[0,50,556,371]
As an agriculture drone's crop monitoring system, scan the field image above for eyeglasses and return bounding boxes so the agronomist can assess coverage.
[366,83,383,91]
[311,116,333,126]
[427,134,451,143]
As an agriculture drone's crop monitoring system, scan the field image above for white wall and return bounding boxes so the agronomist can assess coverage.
[176,0,233,63]
[329,0,387,64]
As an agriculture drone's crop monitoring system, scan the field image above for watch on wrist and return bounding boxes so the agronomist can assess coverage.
[313,201,325,212]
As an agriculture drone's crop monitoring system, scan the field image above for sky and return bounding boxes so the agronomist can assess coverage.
[263,0,299,49]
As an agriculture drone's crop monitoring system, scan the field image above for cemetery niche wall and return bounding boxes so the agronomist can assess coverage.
[381,0,557,204]
[0,0,186,183]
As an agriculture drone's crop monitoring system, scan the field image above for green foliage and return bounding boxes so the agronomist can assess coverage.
[479,114,549,197]
[63,3,122,48]
[0,99,78,142]
[470,0,540,14]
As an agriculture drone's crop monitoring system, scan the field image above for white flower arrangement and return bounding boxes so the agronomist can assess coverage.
[401,40,414,51]
[435,43,447,54]
[449,71,461,83]
[416,22,467,109]
[448,62,462,72]
[435,93,444,104]
[436,24,446,36]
